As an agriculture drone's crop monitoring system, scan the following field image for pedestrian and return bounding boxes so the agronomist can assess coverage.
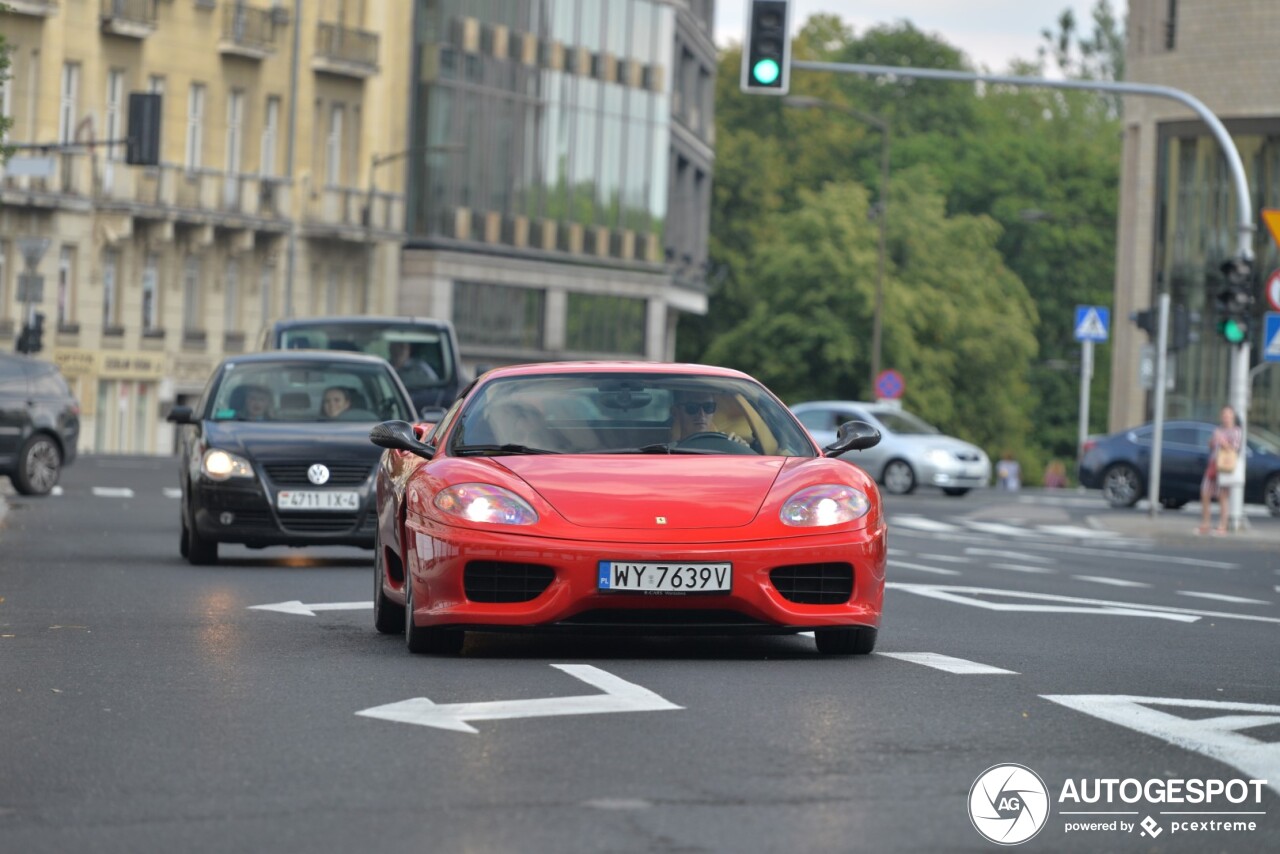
[996,451,1021,491]
[1043,459,1068,489]
[1199,406,1244,535]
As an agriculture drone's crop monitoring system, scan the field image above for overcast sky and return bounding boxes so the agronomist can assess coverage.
[715,1,1124,72]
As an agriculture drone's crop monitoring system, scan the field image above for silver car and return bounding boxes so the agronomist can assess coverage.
[791,400,991,496]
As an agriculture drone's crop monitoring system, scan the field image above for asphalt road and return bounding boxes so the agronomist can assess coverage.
[1,457,1277,853]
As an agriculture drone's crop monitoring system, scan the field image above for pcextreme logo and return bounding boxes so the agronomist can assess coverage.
[969,764,1051,845]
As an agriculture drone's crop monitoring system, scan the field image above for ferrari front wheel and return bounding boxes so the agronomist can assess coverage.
[814,626,877,656]
[404,571,464,655]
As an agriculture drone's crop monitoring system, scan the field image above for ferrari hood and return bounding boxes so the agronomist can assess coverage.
[495,456,787,529]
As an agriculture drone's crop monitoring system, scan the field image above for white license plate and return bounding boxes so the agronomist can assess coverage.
[598,561,732,594]
[276,490,360,511]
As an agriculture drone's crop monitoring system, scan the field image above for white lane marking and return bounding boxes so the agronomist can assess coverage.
[880,652,1017,675]
[249,600,373,616]
[163,488,181,499]
[985,542,1237,570]
[965,547,1054,563]
[1037,524,1120,538]
[888,560,961,576]
[964,521,1033,537]
[891,515,961,533]
[990,562,1055,575]
[1176,591,1271,606]
[1040,695,1280,796]
[914,553,971,563]
[356,664,682,734]
[887,583,1280,625]
[1074,576,1151,588]
[51,486,63,496]
[91,487,135,498]
[886,548,911,557]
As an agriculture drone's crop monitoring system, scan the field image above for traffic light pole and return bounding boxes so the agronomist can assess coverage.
[789,59,1257,529]
[1148,293,1171,518]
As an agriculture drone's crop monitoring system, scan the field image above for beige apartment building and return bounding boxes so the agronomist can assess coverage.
[1114,0,1280,435]
[0,0,410,454]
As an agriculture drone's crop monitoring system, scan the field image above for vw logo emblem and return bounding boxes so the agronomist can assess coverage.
[307,463,331,485]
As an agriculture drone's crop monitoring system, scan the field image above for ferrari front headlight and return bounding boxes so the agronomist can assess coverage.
[434,483,538,525]
[780,484,871,527]
[201,449,255,481]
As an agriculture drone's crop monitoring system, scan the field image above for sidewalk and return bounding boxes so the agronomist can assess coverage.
[1090,508,1280,549]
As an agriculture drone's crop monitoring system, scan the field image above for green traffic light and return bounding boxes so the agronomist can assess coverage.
[1219,317,1248,344]
[752,58,781,85]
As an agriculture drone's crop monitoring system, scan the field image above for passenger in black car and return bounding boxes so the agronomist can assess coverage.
[232,385,274,421]
[321,386,352,419]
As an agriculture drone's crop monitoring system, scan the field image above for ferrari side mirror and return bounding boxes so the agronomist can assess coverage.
[824,420,881,455]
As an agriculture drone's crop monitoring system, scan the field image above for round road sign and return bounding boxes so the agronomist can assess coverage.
[1266,269,1280,312]
[875,369,904,400]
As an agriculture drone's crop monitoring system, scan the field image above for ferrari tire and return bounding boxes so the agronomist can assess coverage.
[404,572,463,655]
[814,626,877,656]
[882,460,917,495]
[13,434,61,496]
[942,488,970,497]
[373,547,405,634]
[1101,463,1143,508]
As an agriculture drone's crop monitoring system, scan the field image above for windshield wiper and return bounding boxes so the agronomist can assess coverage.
[453,443,560,456]
[600,443,717,455]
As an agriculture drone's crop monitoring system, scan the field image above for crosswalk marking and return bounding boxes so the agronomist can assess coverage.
[964,547,1054,563]
[888,560,961,576]
[1036,524,1119,538]
[879,652,1017,675]
[1073,575,1151,588]
[1176,591,1271,606]
[892,515,960,533]
[991,562,1055,575]
[963,521,1033,537]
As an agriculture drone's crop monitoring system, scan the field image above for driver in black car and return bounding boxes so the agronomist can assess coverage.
[670,390,748,446]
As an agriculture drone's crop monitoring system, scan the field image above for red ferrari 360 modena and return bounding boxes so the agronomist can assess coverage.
[370,363,886,655]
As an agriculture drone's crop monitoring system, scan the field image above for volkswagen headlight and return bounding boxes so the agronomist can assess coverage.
[434,484,538,525]
[201,449,254,481]
[780,484,871,527]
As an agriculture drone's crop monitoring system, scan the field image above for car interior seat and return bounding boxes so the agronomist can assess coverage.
[280,391,311,411]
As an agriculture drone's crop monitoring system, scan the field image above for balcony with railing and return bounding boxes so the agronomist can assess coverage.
[90,160,292,226]
[7,0,59,16]
[313,22,379,78]
[304,185,403,237]
[219,3,279,60]
[0,151,93,201]
[100,0,157,39]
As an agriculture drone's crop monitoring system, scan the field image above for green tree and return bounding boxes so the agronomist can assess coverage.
[0,4,12,162]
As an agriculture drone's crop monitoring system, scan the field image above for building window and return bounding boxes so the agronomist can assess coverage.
[1,68,12,127]
[261,96,280,177]
[105,70,125,162]
[452,281,545,349]
[326,104,345,185]
[57,246,74,327]
[565,292,646,355]
[141,253,159,331]
[0,241,8,321]
[58,62,80,144]
[186,83,206,170]
[182,256,202,332]
[259,263,274,323]
[224,259,240,333]
[1165,0,1178,50]
[148,75,165,96]
[226,89,244,176]
[102,249,119,328]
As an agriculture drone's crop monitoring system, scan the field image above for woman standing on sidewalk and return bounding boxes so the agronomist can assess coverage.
[1199,406,1244,535]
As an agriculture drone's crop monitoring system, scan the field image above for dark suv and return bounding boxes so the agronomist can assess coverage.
[0,352,80,495]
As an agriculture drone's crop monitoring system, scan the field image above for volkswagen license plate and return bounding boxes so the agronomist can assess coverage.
[276,490,359,511]
[598,561,732,594]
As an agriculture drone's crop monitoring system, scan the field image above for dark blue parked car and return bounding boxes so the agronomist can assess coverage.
[1078,419,1280,515]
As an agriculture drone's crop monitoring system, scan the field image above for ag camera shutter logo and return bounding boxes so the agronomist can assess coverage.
[969,764,1051,845]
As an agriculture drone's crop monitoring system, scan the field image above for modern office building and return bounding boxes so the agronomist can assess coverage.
[398,0,715,373]
[0,0,411,453]
[1114,0,1280,435]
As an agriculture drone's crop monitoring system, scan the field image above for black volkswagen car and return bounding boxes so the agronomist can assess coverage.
[168,351,416,564]
[0,352,80,495]
[1078,419,1280,515]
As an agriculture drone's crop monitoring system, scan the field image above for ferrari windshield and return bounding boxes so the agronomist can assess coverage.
[207,360,414,423]
[451,373,816,456]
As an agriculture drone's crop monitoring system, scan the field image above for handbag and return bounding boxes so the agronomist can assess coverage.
[1216,443,1239,474]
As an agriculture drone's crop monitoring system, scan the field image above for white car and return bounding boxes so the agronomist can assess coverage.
[791,401,991,496]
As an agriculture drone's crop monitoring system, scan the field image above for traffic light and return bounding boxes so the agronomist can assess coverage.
[1214,257,1254,344]
[1170,306,1199,351]
[1130,308,1155,338]
[16,312,44,354]
[741,1,791,95]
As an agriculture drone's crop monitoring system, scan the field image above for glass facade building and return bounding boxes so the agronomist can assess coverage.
[400,0,715,370]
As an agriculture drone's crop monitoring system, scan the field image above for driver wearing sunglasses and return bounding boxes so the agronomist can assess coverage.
[670,390,749,446]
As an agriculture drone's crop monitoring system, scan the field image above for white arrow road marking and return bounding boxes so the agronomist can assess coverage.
[965,547,1054,563]
[92,487,134,498]
[880,652,1017,675]
[888,560,961,576]
[355,664,682,734]
[990,562,1055,575]
[1073,575,1151,588]
[886,583,1280,624]
[249,600,373,616]
[891,515,961,533]
[163,488,181,499]
[1041,695,1280,796]
[1177,591,1271,606]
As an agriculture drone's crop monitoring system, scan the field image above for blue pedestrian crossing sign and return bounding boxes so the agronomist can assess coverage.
[1265,313,1280,363]
[1074,305,1110,342]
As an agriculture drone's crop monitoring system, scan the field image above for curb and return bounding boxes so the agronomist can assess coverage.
[1087,513,1280,550]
